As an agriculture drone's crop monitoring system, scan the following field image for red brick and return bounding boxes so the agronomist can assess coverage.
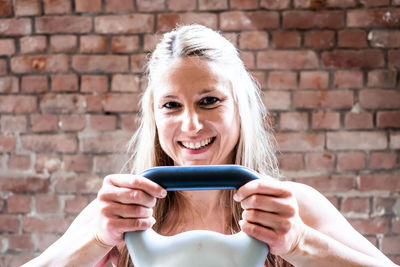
[81,75,108,93]
[137,0,165,11]
[241,51,255,69]
[59,114,86,131]
[131,53,148,73]
[14,0,40,16]
[261,90,291,111]
[36,16,92,34]
[36,195,60,213]
[90,114,117,131]
[93,154,128,173]
[267,71,297,90]
[40,94,86,114]
[72,55,129,73]
[0,76,18,93]
[0,0,12,16]
[367,70,396,88]
[337,152,366,171]
[220,11,279,31]
[369,30,400,48]
[121,114,139,131]
[369,152,397,170]
[338,29,367,48]
[273,31,301,48]
[260,0,290,9]
[80,131,131,153]
[64,196,89,213]
[312,112,340,130]
[95,14,154,34]
[377,111,400,128]
[393,218,400,234]
[111,74,140,92]
[305,152,335,172]
[341,197,370,214]
[360,89,400,109]
[199,0,227,10]
[283,10,343,29]
[23,216,72,233]
[103,93,141,112]
[21,134,77,153]
[372,197,397,216]
[280,112,308,131]
[299,71,328,89]
[257,50,318,70]
[8,154,31,170]
[295,175,355,193]
[230,0,258,9]
[111,36,139,53]
[348,8,400,27]
[0,59,6,75]
[54,175,102,194]
[276,133,324,152]
[349,218,389,235]
[0,177,49,193]
[0,95,37,113]
[390,132,400,149]
[20,36,47,54]
[239,31,268,50]
[8,234,33,251]
[44,0,72,14]
[360,173,400,192]
[360,0,389,6]
[277,153,303,171]
[21,75,48,93]
[31,114,58,132]
[51,74,78,92]
[322,50,384,68]
[50,35,77,52]
[304,30,335,49]
[7,195,31,213]
[333,70,363,88]
[327,131,387,150]
[389,50,400,67]
[80,35,107,53]
[0,215,19,232]
[11,54,68,73]
[344,112,373,129]
[293,0,326,8]
[0,39,15,55]
[0,18,31,36]
[65,154,90,172]
[382,236,400,254]
[1,116,27,133]
[168,0,196,11]
[86,94,102,111]
[35,155,61,173]
[105,0,134,12]
[294,90,353,109]
[75,0,101,12]
[143,33,162,51]
[37,233,61,251]
[157,13,218,32]
[394,0,400,5]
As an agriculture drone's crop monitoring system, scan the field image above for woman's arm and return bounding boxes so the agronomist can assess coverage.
[234,179,397,267]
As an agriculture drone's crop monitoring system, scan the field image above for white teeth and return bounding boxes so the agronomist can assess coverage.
[181,138,213,150]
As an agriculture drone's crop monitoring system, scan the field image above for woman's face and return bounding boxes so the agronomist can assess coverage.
[153,57,240,166]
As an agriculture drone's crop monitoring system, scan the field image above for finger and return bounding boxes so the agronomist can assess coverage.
[103,203,153,219]
[100,186,157,208]
[104,217,156,235]
[240,194,296,217]
[239,220,280,253]
[242,210,292,234]
[234,179,291,202]
[105,174,167,198]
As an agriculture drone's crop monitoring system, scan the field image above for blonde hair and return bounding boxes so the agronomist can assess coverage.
[120,24,286,267]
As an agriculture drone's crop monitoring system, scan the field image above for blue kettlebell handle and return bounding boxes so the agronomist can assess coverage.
[141,164,260,190]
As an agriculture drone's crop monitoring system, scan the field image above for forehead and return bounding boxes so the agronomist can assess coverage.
[153,57,231,96]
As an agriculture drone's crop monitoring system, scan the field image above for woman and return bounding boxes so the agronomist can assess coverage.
[24,25,396,267]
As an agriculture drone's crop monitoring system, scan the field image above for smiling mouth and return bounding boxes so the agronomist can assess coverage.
[179,137,216,150]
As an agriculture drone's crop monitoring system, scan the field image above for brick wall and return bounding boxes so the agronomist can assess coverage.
[0,0,399,266]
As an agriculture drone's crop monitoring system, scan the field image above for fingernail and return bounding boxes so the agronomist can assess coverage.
[160,189,167,198]
[233,193,239,202]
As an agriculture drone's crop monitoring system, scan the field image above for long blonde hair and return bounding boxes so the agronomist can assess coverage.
[119,24,288,267]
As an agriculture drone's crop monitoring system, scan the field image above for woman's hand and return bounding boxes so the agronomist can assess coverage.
[95,174,167,247]
[234,179,306,257]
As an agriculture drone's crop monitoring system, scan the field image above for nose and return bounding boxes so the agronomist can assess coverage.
[181,108,203,133]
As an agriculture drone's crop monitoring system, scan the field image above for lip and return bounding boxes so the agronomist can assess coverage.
[178,137,216,154]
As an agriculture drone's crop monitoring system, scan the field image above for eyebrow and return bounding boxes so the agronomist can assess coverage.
[160,89,218,99]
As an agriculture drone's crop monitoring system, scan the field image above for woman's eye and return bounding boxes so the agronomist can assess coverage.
[199,97,219,106]
[163,101,181,109]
